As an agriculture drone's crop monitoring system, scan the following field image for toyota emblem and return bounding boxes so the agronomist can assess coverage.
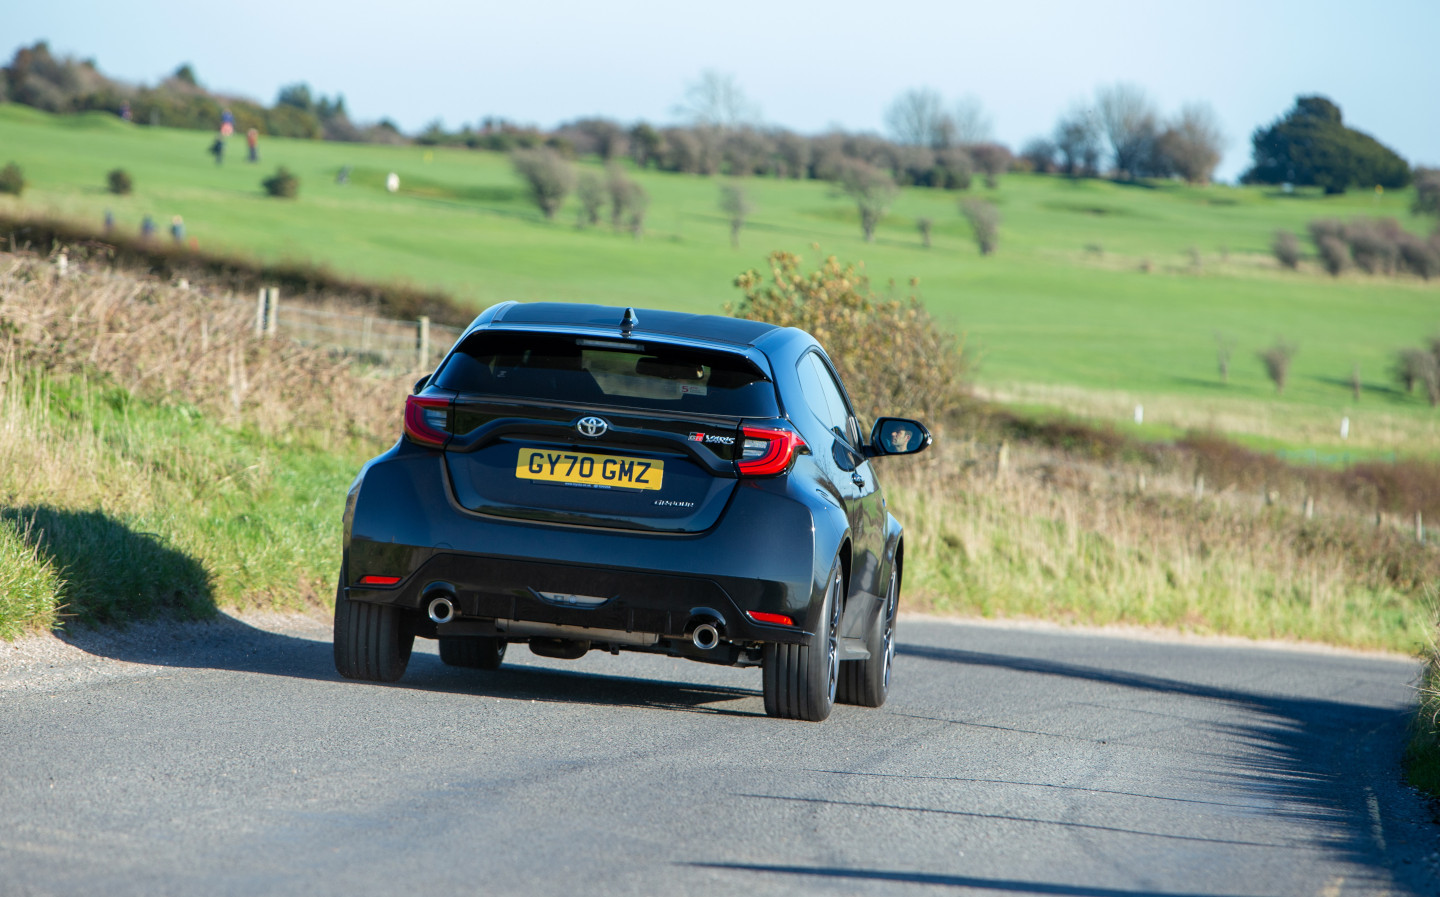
[576,416,609,438]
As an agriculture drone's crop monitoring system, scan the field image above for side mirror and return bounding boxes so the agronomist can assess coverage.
[868,417,932,457]
[412,373,432,395]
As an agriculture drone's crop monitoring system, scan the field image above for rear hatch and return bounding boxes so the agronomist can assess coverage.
[430,330,779,533]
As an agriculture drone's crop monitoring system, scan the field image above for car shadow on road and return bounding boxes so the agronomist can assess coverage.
[893,642,1436,896]
[687,862,1234,896]
[56,611,764,717]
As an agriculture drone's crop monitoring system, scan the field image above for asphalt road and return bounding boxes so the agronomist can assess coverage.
[1,615,1435,897]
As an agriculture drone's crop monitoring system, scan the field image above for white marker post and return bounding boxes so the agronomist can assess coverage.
[1340,417,1350,440]
[1134,404,1144,425]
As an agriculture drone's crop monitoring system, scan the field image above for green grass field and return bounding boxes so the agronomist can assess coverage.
[4,103,1438,453]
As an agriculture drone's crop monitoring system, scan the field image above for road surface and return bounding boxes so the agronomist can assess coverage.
[0,614,1435,896]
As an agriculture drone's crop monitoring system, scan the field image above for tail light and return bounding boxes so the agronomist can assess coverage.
[403,395,451,447]
[746,610,795,627]
[358,575,402,586]
[737,426,805,477]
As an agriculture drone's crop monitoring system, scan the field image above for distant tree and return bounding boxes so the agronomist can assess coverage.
[1272,229,1301,269]
[968,143,1011,188]
[1244,96,1411,194]
[106,168,132,195]
[1095,83,1160,178]
[625,184,651,238]
[1345,218,1402,275]
[606,164,647,232]
[835,160,898,242]
[1214,332,1236,383]
[884,88,951,148]
[172,63,199,87]
[1156,102,1225,184]
[1020,137,1057,173]
[773,131,812,179]
[576,172,605,227]
[628,122,663,168]
[676,70,759,130]
[1397,232,1440,279]
[1308,219,1350,276]
[511,148,575,220]
[1053,105,1101,176]
[1413,167,1440,217]
[933,147,974,189]
[1258,339,1298,395]
[951,95,994,145]
[917,217,933,248]
[960,198,1001,255]
[719,183,752,249]
[0,162,24,196]
[276,82,313,112]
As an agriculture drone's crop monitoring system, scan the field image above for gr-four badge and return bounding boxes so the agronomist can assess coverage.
[576,416,609,438]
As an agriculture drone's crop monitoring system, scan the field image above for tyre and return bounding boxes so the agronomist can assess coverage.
[837,566,897,708]
[333,571,414,682]
[438,636,507,670]
[762,560,842,722]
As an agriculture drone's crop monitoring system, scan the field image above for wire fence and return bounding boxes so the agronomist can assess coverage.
[246,287,463,372]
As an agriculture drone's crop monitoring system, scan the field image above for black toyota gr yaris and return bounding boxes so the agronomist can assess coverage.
[335,302,931,721]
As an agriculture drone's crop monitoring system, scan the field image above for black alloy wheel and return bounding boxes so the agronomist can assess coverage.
[838,567,897,707]
[762,560,843,722]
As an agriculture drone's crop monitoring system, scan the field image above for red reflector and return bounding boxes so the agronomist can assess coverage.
[358,575,402,586]
[403,395,450,447]
[737,426,806,477]
[746,611,795,627]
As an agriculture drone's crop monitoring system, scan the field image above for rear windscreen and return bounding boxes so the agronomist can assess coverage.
[434,332,779,417]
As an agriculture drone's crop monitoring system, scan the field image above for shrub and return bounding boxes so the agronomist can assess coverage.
[1272,229,1301,269]
[510,148,574,220]
[1345,218,1401,275]
[917,217,933,248]
[106,168,132,196]
[1258,339,1298,395]
[261,166,299,198]
[960,198,1000,255]
[1397,232,1440,279]
[1414,167,1440,218]
[606,164,644,232]
[968,143,1011,188]
[1316,235,1350,276]
[0,162,24,196]
[730,251,967,421]
[933,147,973,190]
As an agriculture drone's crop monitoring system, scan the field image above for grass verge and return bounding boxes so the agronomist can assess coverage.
[1407,613,1440,799]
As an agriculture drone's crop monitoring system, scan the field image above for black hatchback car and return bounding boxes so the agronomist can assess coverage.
[334,302,931,721]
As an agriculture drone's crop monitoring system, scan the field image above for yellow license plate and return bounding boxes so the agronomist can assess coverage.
[515,448,665,491]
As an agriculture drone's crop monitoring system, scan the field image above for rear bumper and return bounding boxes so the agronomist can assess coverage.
[345,549,809,646]
[342,444,837,646]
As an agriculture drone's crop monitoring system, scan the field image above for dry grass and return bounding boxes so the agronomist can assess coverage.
[887,435,1437,653]
[1407,613,1440,797]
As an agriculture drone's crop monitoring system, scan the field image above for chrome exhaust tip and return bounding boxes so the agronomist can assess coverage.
[427,595,456,625]
[692,622,720,651]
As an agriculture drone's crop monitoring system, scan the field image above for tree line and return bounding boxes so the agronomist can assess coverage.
[2,44,1422,198]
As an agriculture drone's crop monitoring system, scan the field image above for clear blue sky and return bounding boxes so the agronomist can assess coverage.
[8,0,1438,181]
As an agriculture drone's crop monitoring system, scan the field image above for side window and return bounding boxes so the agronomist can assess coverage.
[797,352,857,446]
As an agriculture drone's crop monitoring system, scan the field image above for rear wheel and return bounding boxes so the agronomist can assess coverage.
[333,571,413,682]
[837,567,897,708]
[762,560,842,722]
[438,636,507,670]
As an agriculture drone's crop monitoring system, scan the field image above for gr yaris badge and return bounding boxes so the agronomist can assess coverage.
[576,416,609,438]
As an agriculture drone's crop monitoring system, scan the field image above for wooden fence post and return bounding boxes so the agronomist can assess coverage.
[254,289,267,336]
[1418,511,1426,544]
[264,287,279,338]
[417,316,431,371]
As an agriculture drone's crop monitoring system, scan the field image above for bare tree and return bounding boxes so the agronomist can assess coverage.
[969,143,1012,188]
[1020,138,1057,173]
[625,184,651,239]
[1272,230,1301,269]
[884,88,952,148]
[917,217,933,248]
[1258,339,1298,395]
[510,148,575,220]
[1053,104,1101,176]
[676,70,760,131]
[960,198,1001,255]
[719,183,753,249]
[1413,167,1440,217]
[606,164,640,231]
[835,159,898,242]
[1095,83,1160,178]
[1214,331,1236,382]
[576,172,605,227]
[1157,102,1225,184]
[951,95,994,144]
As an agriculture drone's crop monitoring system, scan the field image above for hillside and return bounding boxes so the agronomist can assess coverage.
[2,103,1438,456]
